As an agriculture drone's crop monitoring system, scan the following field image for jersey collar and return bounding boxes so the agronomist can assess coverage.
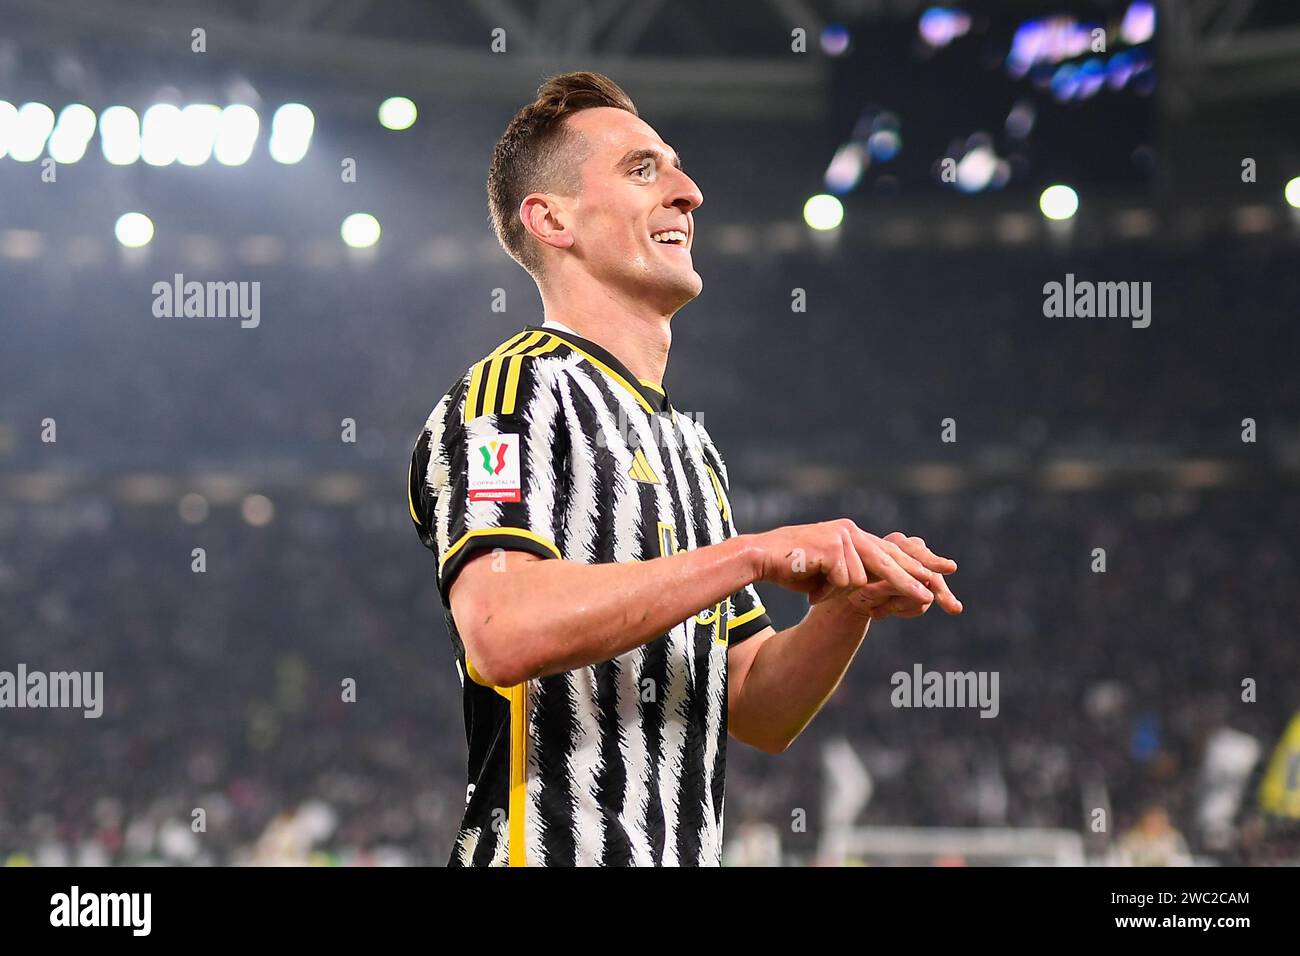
[523,324,674,417]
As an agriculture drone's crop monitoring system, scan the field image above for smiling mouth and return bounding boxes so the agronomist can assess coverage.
[650,230,688,246]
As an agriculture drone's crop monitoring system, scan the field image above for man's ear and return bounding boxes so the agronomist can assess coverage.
[520,193,575,252]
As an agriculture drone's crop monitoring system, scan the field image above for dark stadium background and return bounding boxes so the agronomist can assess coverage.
[2,0,1299,865]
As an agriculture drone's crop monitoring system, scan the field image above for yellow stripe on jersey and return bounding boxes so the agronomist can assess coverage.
[464,359,487,422]
[524,335,563,358]
[489,330,533,357]
[500,354,526,416]
[466,653,528,864]
[491,331,550,415]
[481,353,506,417]
[703,463,730,523]
[463,654,512,701]
[465,331,554,422]
[509,683,528,866]
[500,333,562,414]
[727,603,767,631]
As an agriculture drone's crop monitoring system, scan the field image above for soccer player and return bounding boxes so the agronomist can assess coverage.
[408,72,963,866]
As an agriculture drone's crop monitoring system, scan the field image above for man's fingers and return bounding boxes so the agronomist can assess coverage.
[882,533,963,614]
[884,532,958,573]
[840,529,871,590]
[868,595,929,620]
[849,529,933,602]
[848,580,898,608]
[875,535,942,590]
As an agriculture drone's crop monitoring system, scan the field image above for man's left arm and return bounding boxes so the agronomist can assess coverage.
[728,533,962,754]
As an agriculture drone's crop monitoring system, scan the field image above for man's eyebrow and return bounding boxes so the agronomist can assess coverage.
[616,147,683,171]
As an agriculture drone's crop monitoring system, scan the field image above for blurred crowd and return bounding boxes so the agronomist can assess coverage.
[1,483,1296,865]
[3,238,1299,865]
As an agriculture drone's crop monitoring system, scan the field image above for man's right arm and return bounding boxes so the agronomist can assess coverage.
[450,519,945,687]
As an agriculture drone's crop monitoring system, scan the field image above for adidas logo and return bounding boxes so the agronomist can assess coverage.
[627,447,660,484]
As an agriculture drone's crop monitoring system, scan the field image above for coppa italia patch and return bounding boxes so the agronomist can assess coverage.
[468,433,521,502]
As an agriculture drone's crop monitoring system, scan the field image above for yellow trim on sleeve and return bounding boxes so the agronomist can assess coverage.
[439,527,562,573]
[407,458,422,526]
[727,603,766,631]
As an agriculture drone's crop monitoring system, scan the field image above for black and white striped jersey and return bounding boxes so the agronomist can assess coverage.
[408,323,771,867]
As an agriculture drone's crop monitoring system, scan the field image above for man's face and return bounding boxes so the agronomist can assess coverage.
[559,107,704,312]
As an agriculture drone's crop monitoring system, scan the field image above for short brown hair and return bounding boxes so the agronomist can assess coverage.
[487,72,638,277]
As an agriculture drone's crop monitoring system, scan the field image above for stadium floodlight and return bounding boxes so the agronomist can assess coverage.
[956,145,997,193]
[9,102,55,163]
[803,193,844,231]
[1120,1,1156,46]
[919,8,972,48]
[378,96,417,131]
[1285,176,1300,210]
[114,212,155,248]
[0,101,20,159]
[48,104,97,163]
[825,143,866,194]
[213,104,259,166]
[141,103,183,166]
[1039,184,1079,221]
[48,127,89,164]
[99,106,141,165]
[176,104,221,166]
[341,213,381,248]
[56,104,97,140]
[820,24,851,57]
[269,103,315,164]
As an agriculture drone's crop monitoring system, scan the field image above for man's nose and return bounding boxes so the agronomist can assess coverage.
[667,169,703,214]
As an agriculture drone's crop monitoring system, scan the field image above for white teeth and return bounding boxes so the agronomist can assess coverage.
[651,230,687,244]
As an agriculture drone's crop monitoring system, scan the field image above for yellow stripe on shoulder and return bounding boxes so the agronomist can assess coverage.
[463,359,487,422]
[489,330,533,357]
[464,332,562,423]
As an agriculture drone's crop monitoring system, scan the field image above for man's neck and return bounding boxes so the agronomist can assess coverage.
[539,287,673,389]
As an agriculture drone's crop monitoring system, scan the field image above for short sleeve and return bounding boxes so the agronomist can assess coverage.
[410,354,570,605]
[696,425,773,646]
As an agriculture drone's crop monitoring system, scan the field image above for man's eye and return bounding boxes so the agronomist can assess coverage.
[632,160,657,181]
